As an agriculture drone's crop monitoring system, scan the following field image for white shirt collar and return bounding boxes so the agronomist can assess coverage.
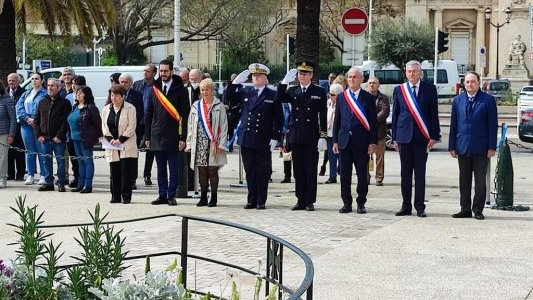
[255,85,265,96]
[300,83,311,90]
[409,80,421,89]
[163,78,173,90]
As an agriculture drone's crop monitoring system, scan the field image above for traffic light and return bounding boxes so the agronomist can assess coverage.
[437,30,449,54]
[288,37,295,55]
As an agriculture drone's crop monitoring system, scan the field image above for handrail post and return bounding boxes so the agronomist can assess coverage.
[306,281,313,300]
[266,238,271,297]
[278,245,283,299]
[181,217,189,289]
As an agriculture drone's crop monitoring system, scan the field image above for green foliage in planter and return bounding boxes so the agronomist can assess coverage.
[7,196,64,300]
[68,204,128,298]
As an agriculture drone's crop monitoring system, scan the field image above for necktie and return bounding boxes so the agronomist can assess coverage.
[411,86,417,97]
[302,87,307,94]
[467,97,474,117]
[9,89,14,99]
[163,85,168,95]
[255,89,259,98]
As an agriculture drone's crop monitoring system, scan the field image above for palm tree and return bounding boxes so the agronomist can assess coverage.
[0,0,115,83]
[293,0,321,79]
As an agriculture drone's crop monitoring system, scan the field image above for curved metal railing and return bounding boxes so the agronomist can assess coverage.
[41,214,314,300]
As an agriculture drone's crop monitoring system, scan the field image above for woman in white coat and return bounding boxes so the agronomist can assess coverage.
[186,78,228,207]
[101,85,138,204]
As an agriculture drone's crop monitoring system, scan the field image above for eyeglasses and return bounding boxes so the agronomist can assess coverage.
[329,93,337,97]
[31,78,40,81]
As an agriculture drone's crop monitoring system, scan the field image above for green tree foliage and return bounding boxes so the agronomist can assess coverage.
[16,34,74,67]
[369,18,434,70]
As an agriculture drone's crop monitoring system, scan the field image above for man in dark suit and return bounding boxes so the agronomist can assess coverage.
[6,73,25,181]
[226,63,282,209]
[145,59,190,206]
[276,61,327,211]
[333,67,378,214]
[449,71,497,220]
[183,68,202,191]
[391,60,440,217]
[133,64,157,186]
[120,73,144,190]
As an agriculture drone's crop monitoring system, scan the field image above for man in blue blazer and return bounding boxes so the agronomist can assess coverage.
[448,71,497,220]
[226,63,282,210]
[391,60,440,217]
[333,67,378,214]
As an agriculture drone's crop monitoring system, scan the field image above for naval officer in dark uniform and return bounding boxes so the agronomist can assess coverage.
[226,63,282,209]
[276,62,327,211]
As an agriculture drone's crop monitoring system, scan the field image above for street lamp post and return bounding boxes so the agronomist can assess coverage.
[485,6,512,80]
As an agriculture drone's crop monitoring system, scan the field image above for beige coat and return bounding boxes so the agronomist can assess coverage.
[101,101,138,162]
[185,97,228,169]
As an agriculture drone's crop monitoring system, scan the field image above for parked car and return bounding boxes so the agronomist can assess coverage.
[482,79,511,101]
[518,108,533,143]
[519,85,533,96]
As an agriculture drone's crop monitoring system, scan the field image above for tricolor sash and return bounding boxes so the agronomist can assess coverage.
[152,86,181,123]
[343,90,370,131]
[198,99,218,147]
[398,83,430,141]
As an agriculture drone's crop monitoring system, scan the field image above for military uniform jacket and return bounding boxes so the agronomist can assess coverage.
[226,84,282,149]
[276,83,327,145]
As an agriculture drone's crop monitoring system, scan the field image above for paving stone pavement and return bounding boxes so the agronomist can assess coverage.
[0,144,532,299]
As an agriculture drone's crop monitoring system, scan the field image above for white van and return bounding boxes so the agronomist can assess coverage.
[356,60,461,103]
[20,66,146,109]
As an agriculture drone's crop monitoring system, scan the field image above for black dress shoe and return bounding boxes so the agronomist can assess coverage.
[110,199,121,203]
[122,199,131,204]
[68,180,77,188]
[256,204,266,210]
[7,176,14,180]
[324,178,337,184]
[38,184,54,191]
[280,178,291,183]
[417,211,427,218]
[151,196,168,205]
[80,188,92,194]
[144,177,153,186]
[167,197,177,206]
[376,181,383,186]
[395,210,412,216]
[357,205,367,214]
[319,165,326,176]
[197,199,208,207]
[291,204,306,211]
[452,211,472,218]
[474,213,485,220]
[58,185,66,192]
[132,184,137,190]
[305,204,315,211]
[71,187,83,192]
[244,203,256,209]
[207,200,217,207]
[339,206,352,213]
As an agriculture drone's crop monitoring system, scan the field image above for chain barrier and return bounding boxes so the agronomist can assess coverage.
[0,141,150,161]
[506,139,533,151]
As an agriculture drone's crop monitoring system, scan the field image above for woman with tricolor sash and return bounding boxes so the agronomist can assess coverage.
[185,78,228,207]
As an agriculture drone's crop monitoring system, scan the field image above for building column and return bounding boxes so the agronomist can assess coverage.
[476,8,486,76]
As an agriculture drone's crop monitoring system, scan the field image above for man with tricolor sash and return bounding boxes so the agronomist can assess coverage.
[144,59,190,206]
[391,60,440,218]
[332,67,378,214]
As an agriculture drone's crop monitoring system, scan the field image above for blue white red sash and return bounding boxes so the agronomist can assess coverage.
[399,83,430,141]
[198,99,218,146]
[343,90,370,131]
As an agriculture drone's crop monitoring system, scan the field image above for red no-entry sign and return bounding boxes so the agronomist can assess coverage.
[342,8,369,35]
